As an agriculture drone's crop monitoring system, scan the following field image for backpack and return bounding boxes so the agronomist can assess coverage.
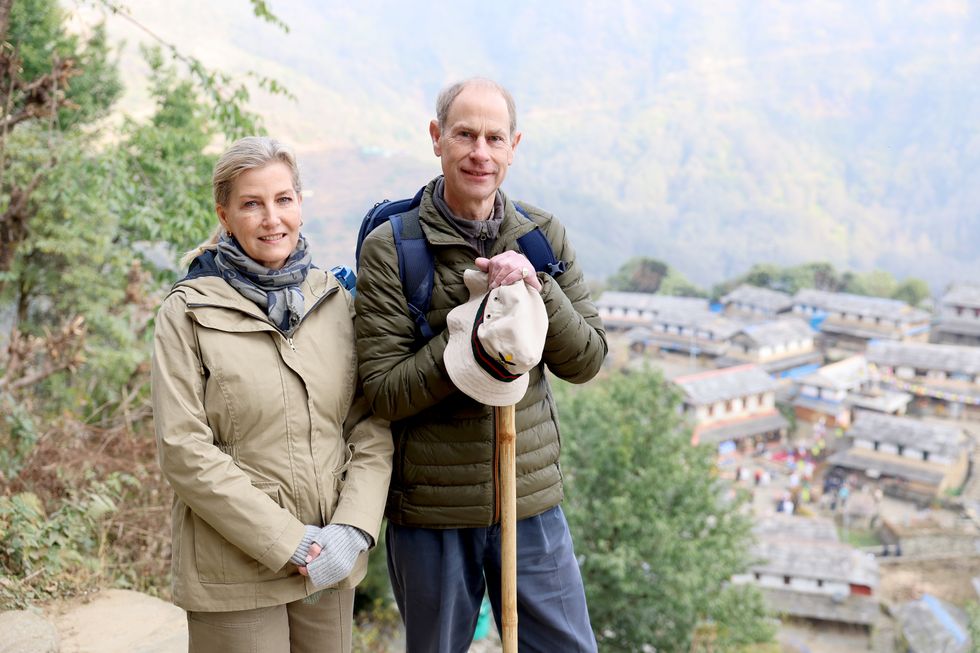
[352,185,567,343]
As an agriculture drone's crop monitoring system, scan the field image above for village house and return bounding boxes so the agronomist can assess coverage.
[825,411,969,503]
[866,340,980,420]
[792,355,912,429]
[595,291,709,331]
[673,364,787,450]
[721,284,794,320]
[791,289,931,354]
[733,515,880,627]
[933,283,980,347]
[716,318,823,376]
[636,307,743,358]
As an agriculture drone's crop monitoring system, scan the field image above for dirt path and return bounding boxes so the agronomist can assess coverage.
[48,589,186,653]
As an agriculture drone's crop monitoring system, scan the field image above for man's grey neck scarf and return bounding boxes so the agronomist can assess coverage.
[214,233,311,336]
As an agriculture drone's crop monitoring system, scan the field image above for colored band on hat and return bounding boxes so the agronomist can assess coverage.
[470,294,521,383]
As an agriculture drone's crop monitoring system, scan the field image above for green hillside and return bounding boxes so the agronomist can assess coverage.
[99,0,980,287]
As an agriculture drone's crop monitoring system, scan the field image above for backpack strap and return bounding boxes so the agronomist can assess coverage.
[329,265,357,294]
[391,210,435,342]
[514,204,567,278]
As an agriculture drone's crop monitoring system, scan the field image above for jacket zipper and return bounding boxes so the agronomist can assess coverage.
[492,408,500,524]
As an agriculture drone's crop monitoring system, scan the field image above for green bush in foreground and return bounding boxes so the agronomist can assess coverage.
[556,369,774,652]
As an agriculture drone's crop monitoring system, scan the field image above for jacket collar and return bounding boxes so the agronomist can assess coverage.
[172,264,336,330]
[418,176,538,253]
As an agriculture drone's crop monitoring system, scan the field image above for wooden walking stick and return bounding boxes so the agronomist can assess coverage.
[496,403,518,653]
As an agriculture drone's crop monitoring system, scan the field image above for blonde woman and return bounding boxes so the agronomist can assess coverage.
[151,136,391,652]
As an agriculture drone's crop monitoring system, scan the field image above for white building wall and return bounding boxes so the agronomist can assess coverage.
[824,581,850,596]
[854,438,874,451]
[762,393,775,409]
[731,397,744,415]
[801,385,819,398]
[879,443,899,455]
[903,447,925,461]
[820,388,846,401]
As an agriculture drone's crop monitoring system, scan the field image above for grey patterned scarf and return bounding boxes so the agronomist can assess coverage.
[214,233,311,336]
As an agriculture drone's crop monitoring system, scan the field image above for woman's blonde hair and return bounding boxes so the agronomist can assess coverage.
[179,136,302,268]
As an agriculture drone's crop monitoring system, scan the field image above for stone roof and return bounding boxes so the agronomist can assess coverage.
[674,364,776,405]
[895,594,971,653]
[793,289,930,323]
[797,355,870,391]
[935,319,980,337]
[826,449,948,486]
[867,340,980,377]
[750,539,879,588]
[721,284,794,313]
[753,515,839,543]
[596,291,709,315]
[652,309,743,341]
[734,318,815,348]
[942,283,980,309]
[696,412,788,446]
[848,411,966,459]
[757,587,880,626]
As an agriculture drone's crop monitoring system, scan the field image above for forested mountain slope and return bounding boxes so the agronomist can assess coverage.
[101,0,980,287]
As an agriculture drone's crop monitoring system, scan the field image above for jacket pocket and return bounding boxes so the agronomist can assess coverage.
[323,444,353,524]
[194,481,289,584]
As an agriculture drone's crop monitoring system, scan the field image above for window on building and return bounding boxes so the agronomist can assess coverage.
[923,451,929,462]
[873,441,879,451]
[783,576,791,585]
[754,572,760,581]
[897,445,905,455]
[817,579,824,588]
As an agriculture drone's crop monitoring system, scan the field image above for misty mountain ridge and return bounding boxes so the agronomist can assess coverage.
[97,0,980,290]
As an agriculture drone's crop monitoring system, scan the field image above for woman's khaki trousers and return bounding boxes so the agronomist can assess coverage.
[186,589,354,653]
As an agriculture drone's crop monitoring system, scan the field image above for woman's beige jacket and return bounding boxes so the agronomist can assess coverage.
[151,264,392,611]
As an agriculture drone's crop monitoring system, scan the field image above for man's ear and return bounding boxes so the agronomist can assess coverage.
[507,131,522,165]
[429,120,442,156]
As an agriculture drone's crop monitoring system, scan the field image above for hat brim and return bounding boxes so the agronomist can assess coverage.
[444,288,531,407]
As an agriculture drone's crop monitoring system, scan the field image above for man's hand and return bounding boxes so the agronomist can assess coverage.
[475,252,543,291]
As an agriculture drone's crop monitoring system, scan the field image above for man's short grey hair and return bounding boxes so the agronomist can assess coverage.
[436,78,518,139]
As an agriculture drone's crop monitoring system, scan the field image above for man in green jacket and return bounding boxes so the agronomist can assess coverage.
[355,78,606,652]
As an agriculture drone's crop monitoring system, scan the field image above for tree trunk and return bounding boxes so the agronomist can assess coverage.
[0,0,13,44]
